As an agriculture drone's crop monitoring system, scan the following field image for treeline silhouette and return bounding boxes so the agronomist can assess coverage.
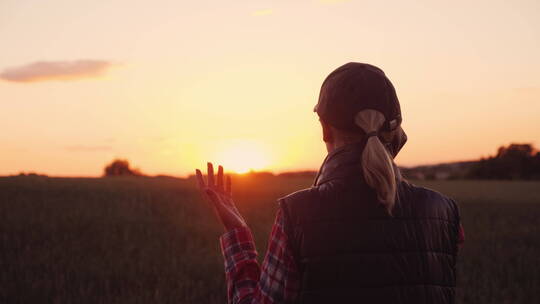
[103,159,144,177]
[401,143,540,180]
[101,143,540,180]
[468,143,540,180]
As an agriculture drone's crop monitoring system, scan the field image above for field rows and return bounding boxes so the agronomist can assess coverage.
[1,176,539,303]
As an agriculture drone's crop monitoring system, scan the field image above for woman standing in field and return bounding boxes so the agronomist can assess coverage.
[196,62,464,304]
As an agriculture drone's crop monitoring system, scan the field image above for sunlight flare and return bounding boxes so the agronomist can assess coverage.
[215,140,270,174]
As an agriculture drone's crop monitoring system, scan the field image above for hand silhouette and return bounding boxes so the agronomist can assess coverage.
[195,162,247,231]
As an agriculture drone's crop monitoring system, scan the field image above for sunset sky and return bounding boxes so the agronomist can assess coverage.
[1,0,539,177]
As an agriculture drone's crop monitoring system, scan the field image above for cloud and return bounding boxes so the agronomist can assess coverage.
[252,9,273,16]
[65,145,113,152]
[0,59,115,83]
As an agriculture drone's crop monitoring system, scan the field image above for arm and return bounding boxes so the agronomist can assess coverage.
[458,223,465,250]
[195,163,301,304]
[220,209,300,304]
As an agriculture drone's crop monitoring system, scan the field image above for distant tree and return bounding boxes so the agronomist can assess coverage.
[468,143,540,180]
[103,159,144,177]
[17,172,48,177]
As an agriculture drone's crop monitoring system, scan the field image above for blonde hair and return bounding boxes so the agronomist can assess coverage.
[354,109,397,215]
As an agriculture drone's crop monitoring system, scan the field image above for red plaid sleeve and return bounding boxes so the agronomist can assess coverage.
[458,223,465,249]
[219,208,301,304]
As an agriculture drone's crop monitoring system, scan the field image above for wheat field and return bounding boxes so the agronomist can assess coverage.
[1,176,539,303]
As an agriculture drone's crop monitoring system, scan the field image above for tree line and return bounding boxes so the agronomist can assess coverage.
[103,143,540,180]
[467,143,540,180]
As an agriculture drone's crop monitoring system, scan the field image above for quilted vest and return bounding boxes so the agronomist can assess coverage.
[278,141,460,304]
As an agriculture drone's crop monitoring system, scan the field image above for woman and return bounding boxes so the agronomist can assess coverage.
[196,62,464,304]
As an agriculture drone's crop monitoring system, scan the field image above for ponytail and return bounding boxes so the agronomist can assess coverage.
[354,109,397,215]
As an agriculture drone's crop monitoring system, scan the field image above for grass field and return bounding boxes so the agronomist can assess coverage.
[1,175,539,303]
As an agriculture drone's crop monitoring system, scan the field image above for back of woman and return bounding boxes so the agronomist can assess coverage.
[280,162,461,303]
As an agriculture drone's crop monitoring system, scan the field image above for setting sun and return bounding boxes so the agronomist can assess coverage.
[215,141,270,174]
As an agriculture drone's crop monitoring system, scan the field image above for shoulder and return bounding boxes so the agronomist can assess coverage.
[399,180,456,205]
[277,186,321,226]
[278,187,319,205]
[398,181,460,221]
[277,180,342,206]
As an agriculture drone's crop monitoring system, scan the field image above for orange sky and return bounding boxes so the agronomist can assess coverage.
[1,0,539,177]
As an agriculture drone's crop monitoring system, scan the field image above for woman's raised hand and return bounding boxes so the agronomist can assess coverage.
[195,162,247,231]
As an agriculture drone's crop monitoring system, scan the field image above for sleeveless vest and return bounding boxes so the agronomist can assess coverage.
[278,141,460,304]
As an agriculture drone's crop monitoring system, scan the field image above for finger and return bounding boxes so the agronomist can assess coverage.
[195,169,206,190]
[226,174,232,195]
[217,165,224,191]
[207,162,215,188]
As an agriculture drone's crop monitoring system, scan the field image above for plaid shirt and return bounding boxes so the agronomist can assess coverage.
[220,208,300,304]
[220,208,465,304]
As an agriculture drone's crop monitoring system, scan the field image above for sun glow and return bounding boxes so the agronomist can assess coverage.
[215,141,270,174]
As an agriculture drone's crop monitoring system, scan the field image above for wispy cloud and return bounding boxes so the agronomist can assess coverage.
[0,60,115,83]
[65,145,113,152]
[252,9,273,16]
